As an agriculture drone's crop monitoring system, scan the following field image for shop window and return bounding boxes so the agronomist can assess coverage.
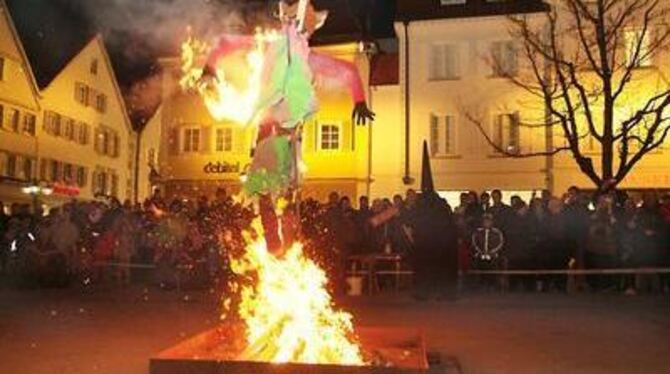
[22,157,33,181]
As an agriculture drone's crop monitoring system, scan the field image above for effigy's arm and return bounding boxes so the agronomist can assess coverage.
[308,51,375,124]
[203,35,255,76]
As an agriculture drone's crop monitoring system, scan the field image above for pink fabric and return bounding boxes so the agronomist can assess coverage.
[205,35,254,71]
[308,51,366,103]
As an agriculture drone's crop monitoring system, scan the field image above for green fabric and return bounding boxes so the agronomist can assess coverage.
[244,136,293,196]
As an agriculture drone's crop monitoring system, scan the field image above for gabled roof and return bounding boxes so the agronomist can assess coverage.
[0,0,41,108]
[396,0,549,22]
[41,35,134,134]
[6,0,95,90]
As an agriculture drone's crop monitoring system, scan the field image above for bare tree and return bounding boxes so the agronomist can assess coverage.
[469,0,670,192]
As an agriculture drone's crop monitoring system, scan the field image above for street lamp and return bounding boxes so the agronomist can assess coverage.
[21,181,53,215]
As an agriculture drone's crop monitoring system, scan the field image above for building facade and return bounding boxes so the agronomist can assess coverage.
[0,1,134,210]
[143,42,374,203]
[368,0,670,205]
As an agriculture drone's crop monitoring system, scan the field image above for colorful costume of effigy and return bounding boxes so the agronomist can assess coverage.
[192,0,374,254]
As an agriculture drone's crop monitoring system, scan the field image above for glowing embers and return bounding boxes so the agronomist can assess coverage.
[180,29,280,125]
[227,229,364,365]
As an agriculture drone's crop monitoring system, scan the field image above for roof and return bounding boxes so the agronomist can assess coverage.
[370,53,399,86]
[0,0,41,108]
[6,0,95,90]
[396,0,549,22]
[311,0,396,45]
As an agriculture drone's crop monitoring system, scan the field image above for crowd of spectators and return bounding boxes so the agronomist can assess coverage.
[1,185,669,295]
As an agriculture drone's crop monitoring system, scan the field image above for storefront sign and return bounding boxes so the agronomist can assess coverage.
[203,161,241,174]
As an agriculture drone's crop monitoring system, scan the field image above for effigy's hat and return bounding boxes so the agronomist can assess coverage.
[421,140,435,193]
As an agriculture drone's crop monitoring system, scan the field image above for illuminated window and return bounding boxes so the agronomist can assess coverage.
[493,112,520,154]
[430,114,456,156]
[183,128,201,152]
[319,123,341,151]
[215,128,233,152]
[429,44,460,80]
[625,28,653,67]
[491,41,518,77]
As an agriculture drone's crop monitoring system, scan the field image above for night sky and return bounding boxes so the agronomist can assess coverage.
[6,0,396,125]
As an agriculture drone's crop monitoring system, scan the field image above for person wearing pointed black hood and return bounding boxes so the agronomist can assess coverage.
[408,191,457,300]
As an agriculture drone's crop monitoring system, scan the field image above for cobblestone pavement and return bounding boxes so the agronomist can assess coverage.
[0,286,668,374]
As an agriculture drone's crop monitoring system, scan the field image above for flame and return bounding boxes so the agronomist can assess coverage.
[225,220,365,365]
[180,29,280,126]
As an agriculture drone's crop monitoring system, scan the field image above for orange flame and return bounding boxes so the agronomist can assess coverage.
[180,30,280,126]
[224,220,365,365]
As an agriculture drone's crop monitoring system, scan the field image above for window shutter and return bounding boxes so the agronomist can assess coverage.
[94,129,101,154]
[302,121,316,153]
[233,128,246,154]
[430,114,440,156]
[168,128,180,156]
[341,121,353,151]
[201,126,212,154]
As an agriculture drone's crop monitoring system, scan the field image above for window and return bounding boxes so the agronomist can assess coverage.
[6,154,17,177]
[76,167,87,187]
[75,82,89,106]
[90,59,98,75]
[22,157,33,181]
[46,112,62,136]
[63,163,74,183]
[49,160,61,182]
[0,104,4,129]
[95,94,107,113]
[625,28,653,67]
[183,128,201,152]
[429,114,456,156]
[319,123,341,151]
[9,109,19,132]
[111,174,119,197]
[64,118,75,140]
[78,123,89,145]
[22,113,36,136]
[215,128,233,152]
[95,170,107,195]
[491,41,518,77]
[0,57,5,81]
[493,112,521,154]
[429,44,460,80]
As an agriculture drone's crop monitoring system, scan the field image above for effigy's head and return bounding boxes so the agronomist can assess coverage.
[278,0,328,35]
